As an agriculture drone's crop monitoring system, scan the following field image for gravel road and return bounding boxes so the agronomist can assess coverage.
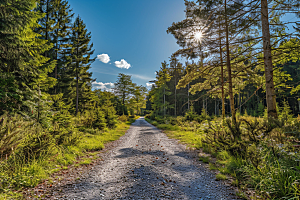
[48,117,238,200]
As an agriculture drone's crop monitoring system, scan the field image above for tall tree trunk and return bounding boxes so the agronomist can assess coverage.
[164,85,166,117]
[174,61,177,116]
[188,83,190,110]
[38,83,41,122]
[219,15,226,119]
[76,65,79,115]
[215,99,217,116]
[239,90,241,113]
[76,43,79,115]
[122,94,125,115]
[225,0,236,124]
[55,42,58,94]
[261,0,278,119]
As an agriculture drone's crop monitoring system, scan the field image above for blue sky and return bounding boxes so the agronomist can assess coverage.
[68,0,186,90]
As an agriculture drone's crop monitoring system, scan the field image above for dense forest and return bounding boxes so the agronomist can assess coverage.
[0,0,145,198]
[147,0,300,119]
[145,0,300,199]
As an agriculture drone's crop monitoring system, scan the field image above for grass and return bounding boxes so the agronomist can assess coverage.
[216,173,227,180]
[209,162,218,170]
[145,114,300,199]
[199,156,210,163]
[0,118,134,198]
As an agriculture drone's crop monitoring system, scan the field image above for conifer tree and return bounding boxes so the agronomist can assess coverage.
[150,61,171,117]
[0,0,55,116]
[36,0,74,95]
[68,15,95,115]
[114,73,135,115]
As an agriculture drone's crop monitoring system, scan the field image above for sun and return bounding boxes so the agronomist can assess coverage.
[194,31,203,42]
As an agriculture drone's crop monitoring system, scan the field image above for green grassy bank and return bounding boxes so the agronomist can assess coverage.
[145,111,300,200]
[0,114,138,199]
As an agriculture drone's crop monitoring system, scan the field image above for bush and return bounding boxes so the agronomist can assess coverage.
[185,105,198,121]
[0,113,24,158]
[157,124,180,131]
[118,115,128,122]
[105,109,118,128]
[16,125,55,160]
[92,108,106,130]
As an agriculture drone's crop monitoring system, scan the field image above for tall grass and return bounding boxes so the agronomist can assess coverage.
[0,113,135,199]
[145,113,300,199]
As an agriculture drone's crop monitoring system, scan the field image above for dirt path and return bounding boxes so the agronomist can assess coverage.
[44,117,238,200]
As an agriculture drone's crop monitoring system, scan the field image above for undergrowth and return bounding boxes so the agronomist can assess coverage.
[145,108,300,199]
[0,112,137,199]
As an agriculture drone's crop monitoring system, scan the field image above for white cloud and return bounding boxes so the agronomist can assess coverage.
[114,59,131,69]
[97,54,110,63]
[92,81,114,91]
[146,83,155,88]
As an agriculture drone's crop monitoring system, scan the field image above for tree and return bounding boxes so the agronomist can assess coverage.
[114,73,134,115]
[68,16,95,114]
[261,0,278,118]
[150,61,171,117]
[0,0,56,116]
[130,85,147,115]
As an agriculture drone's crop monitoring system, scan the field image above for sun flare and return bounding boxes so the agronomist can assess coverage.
[194,31,203,42]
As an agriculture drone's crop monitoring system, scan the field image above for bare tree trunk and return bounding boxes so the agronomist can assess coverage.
[55,42,58,94]
[225,0,236,124]
[174,62,177,117]
[38,83,41,122]
[76,73,79,115]
[219,19,225,119]
[164,86,166,117]
[215,99,217,116]
[76,44,79,115]
[206,97,208,113]
[188,83,190,110]
[261,0,278,119]
[239,91,241,113]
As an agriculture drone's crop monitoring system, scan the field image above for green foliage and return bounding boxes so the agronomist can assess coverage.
[279,100,294,123]
[0,73,20,114]
[0,112,132,195]
[118,115,129,122]
[215,173,227,181]
[257,102,264,117]
[199,156,210,163]
[184,105,198,121]
[0,113,25,158]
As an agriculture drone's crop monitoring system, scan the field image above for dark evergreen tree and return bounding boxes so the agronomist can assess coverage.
[0,0,55,117]
[68,15,95,114]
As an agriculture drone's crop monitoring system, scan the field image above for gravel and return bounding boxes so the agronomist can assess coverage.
[45,117,238,200]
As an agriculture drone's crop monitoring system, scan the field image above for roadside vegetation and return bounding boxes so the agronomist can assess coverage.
[0,111,138,199]
[145,107,300,199]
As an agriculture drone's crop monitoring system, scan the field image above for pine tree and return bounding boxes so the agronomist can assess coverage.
[36,0,74,95]
[0,0,55,116]
[114,73,135,115]
[68,15,95,115]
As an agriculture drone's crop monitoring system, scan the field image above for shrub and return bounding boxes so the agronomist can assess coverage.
[185,105,198,121]
[216,173,227,180]
[0,113,24,158]
[16,125,55,160]
[118,115,128,122]
[92,108,106,130]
